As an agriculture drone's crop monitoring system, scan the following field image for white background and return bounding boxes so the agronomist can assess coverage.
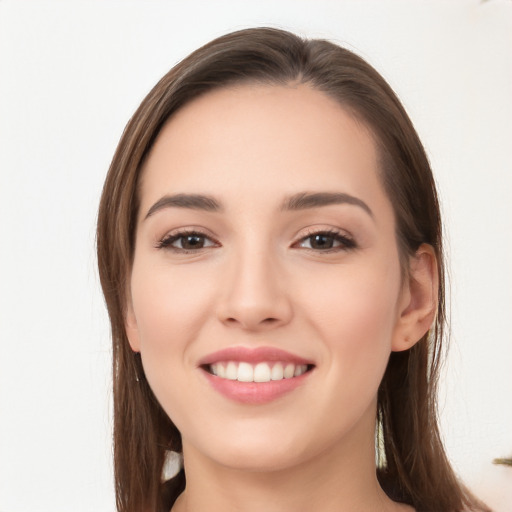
[1,1,511,511]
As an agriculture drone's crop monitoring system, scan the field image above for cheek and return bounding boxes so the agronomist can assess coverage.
[128,261,220,428]
[301,260,401,389]
[128,260,219,402]
[303,257,401,337]
[131,261,215,348]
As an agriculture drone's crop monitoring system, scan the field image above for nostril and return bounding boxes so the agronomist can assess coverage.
[224,316,280,328]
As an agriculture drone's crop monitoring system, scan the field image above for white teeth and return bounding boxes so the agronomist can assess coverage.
[284,363,295,379]
[294,364,307,377]
[254,362,271,382]
[271,362,284,380]
[208,361,310,382]
[237,362,254,382]
[226,361,238,380]
[217,363,226,378]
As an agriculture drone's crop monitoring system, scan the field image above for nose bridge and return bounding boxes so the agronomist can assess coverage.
[217,235,292,330]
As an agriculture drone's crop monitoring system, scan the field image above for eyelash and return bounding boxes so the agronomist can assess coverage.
[156,229,357,254]
[293,229,357,253]
[156,230,218,253]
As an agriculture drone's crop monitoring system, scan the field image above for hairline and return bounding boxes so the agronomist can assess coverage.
[130,78,411,282]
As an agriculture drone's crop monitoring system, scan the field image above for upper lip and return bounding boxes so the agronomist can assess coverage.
[198,346,314,366]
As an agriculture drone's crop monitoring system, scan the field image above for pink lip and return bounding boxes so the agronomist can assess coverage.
[198,346,315,405]
[198,346,314,366]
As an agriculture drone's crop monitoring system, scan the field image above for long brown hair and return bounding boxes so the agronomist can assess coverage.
[97,27,489,512]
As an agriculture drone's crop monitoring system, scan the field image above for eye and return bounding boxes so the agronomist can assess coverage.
[296,230,356,251]
[157,231,218,252]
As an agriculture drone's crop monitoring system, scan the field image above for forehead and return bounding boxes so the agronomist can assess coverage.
[139,84,391,220]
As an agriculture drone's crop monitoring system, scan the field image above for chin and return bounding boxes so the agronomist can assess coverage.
[213,444,308,473]
[184,423,320,474]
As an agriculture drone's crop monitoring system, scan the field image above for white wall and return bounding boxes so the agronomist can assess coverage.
[1,1,511,511]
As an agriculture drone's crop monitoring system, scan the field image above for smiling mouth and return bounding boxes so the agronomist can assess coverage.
[203,361,314,383]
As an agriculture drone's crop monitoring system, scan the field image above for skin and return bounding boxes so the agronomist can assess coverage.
[125,84,437,512]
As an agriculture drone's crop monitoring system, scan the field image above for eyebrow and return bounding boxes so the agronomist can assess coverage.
[281,192,374,218]
[144,191,373,220]
[144,193,222,219]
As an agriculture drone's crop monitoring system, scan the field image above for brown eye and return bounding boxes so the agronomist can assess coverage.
[308,234,336,249]
[297,231,356,251]
[158,232,217,251]
[179,234,207,250]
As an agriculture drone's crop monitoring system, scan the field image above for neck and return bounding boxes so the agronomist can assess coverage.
[172,405,410,512]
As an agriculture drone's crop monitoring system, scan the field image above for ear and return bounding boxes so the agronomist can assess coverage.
[392,244,439,352]
[125,292,141,353]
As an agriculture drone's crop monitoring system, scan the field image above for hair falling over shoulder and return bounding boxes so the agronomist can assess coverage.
[96,27,491,512]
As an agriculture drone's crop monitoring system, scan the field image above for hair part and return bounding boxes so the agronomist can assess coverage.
[97,27,489,512]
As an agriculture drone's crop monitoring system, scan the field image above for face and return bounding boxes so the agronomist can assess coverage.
[126,84,409,472]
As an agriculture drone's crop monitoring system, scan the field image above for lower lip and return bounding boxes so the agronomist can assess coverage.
[202,369,312,404]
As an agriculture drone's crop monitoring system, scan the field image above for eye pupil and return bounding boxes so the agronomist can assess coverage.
[182,235,204,249]
[310,234,334,249]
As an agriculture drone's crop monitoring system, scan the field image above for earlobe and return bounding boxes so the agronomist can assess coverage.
[125,296,141,353]
[392,244,439,352]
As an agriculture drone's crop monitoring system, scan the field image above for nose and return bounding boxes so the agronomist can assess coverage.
[216,247,293,332]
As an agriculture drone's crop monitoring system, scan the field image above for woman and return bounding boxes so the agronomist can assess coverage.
[97,27,489,512]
